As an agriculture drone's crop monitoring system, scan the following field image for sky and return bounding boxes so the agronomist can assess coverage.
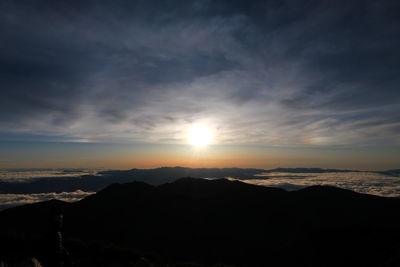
[0,0,399,170]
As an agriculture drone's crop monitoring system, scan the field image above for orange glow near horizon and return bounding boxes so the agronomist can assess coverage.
[2,151,399,171]
[0,141,399,171]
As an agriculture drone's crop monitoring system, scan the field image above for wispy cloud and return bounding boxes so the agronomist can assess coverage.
[0,0,399,147]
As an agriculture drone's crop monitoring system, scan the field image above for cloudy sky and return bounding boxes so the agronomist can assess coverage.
[1,0,399,169]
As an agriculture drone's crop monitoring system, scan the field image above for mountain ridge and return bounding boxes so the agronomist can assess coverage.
[0,166,369,195]
[1,178,400,266]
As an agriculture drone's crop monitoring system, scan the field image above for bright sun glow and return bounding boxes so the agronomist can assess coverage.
[187,125,214,148]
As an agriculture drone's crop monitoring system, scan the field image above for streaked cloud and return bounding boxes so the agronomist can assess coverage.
[0,0,399,147]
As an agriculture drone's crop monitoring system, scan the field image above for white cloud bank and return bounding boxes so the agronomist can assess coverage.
[237,171,400,198]
[0,190,94,210]
[1,171,399,211]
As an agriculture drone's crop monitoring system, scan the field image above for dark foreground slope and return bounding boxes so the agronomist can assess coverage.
[1,178,400,266]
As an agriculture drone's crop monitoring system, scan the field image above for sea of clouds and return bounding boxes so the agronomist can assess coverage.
[0,190,95,210]
[1,169,399,211]
[0,168,101,181]
[236,171,400,198]
[0,169,100,210]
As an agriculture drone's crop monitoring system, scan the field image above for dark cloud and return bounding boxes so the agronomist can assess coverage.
[0,0,399,146]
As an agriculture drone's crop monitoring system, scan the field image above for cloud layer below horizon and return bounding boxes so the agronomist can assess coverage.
[1,0,399,148]
[0,190,94,210]
[238,171,400,197]
[1,170,399,210]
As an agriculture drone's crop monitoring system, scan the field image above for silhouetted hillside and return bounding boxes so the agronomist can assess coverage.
[1,167,385,196]
[99,167,265,181]
[1,178,400,266]
[0,167,266,194]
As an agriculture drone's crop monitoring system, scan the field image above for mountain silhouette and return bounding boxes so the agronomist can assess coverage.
[1,178,400,266]
[0,167,363,195]
[0,167,266,194]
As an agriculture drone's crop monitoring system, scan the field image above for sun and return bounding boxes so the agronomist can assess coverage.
[187,125,214,148]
